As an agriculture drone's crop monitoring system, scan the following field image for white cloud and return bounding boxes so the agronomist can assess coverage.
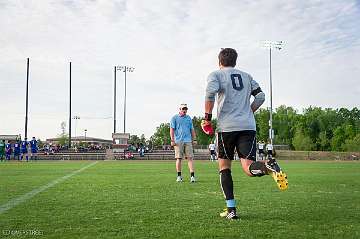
[0,0,359,140]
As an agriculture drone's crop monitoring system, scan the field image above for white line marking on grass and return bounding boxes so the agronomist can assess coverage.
[0,161,98,214]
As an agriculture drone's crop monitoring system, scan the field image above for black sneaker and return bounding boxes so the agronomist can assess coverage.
[220,209,239,220]
[266,156,281,173]
[266,157,288,191]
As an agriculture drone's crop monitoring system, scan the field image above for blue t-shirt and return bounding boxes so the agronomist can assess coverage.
[170,114,194,143]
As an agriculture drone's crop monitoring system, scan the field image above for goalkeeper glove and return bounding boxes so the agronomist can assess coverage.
[201,120,214,135]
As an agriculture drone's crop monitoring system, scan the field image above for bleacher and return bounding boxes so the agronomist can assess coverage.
[28,149,360,161]
[33,150,212,160]
[131,150,210,160]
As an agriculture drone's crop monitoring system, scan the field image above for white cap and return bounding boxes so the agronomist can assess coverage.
[180,103,188,109]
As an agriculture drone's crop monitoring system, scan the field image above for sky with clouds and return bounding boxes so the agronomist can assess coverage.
[0,0,359,141]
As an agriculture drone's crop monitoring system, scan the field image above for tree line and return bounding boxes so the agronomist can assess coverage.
[148,106,360,152]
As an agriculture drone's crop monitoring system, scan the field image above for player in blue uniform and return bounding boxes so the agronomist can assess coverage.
[5,142,12,161]
[30,137,38,160]
[21,138,29,161]
[0,140,5,161]
[14,140,21,160]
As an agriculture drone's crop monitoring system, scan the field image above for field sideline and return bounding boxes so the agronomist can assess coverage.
[0,160,359,239]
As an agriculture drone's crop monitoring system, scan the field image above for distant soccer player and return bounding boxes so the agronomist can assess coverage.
[5,142,12,161]
[14,140,21,160]
[0,140,5,161]
[258,141,265,160]
[30,137,38,160]
[201,48,288,220]
[266,142,273,158]
[21,138,29,161]
[208,142,216,161]
[170,103,197,183]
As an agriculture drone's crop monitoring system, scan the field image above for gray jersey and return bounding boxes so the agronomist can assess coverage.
[205,67,263,132]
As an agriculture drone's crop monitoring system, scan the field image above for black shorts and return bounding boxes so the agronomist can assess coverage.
[259,149,264,154]
[217,131,256,161]
[210,150,215,155]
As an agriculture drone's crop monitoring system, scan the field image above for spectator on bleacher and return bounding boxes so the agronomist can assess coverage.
[139,147,145,157]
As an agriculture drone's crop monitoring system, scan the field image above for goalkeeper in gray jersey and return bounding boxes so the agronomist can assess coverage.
[201,48,288,220]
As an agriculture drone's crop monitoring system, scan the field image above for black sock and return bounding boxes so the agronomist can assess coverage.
[227,207,236,213]
[177,172,181,177]
[191,172,195,177]
[219,168,234,201]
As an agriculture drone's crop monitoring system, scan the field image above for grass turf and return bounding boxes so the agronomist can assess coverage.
[0,160,359,239]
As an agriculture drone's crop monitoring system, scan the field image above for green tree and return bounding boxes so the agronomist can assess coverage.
[58,134,69,146]
[273,105,298,146]
[331,124,356,151]
[317,131,330,151]
[342,134,360,152]
[150,106,360,152]
[129,135,141,145]
[302,106,323,149]
[129,134,147,146]
[316,108,339,150]
[292,127,313,151]
[254,108,269,142]
[60,121,66,135]
[57,121,68,146]
[150,123,171,146]
[140,134,146,145]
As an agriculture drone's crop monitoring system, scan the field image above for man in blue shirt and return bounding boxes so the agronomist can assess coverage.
[14,140,21,160]
[170,103,197,183]
[21,138,29,161]
[5,142,12,161]
[30,137,38,160]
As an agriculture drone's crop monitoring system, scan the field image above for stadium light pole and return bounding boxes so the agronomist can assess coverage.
[113,66,117,136]
[115,65,135,134]
[84,129,87,143]
[24,58,30,140]
[261,40,283,146]
[69,62,72,149]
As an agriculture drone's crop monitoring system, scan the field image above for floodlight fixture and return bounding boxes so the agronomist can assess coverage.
[261,40,284,50]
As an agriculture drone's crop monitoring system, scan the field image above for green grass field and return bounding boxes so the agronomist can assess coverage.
[0,160,359,239]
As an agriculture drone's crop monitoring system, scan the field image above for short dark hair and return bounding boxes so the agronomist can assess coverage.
[218,48,237,67]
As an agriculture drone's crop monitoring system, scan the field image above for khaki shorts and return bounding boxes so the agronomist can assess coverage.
[174,142,194,159]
